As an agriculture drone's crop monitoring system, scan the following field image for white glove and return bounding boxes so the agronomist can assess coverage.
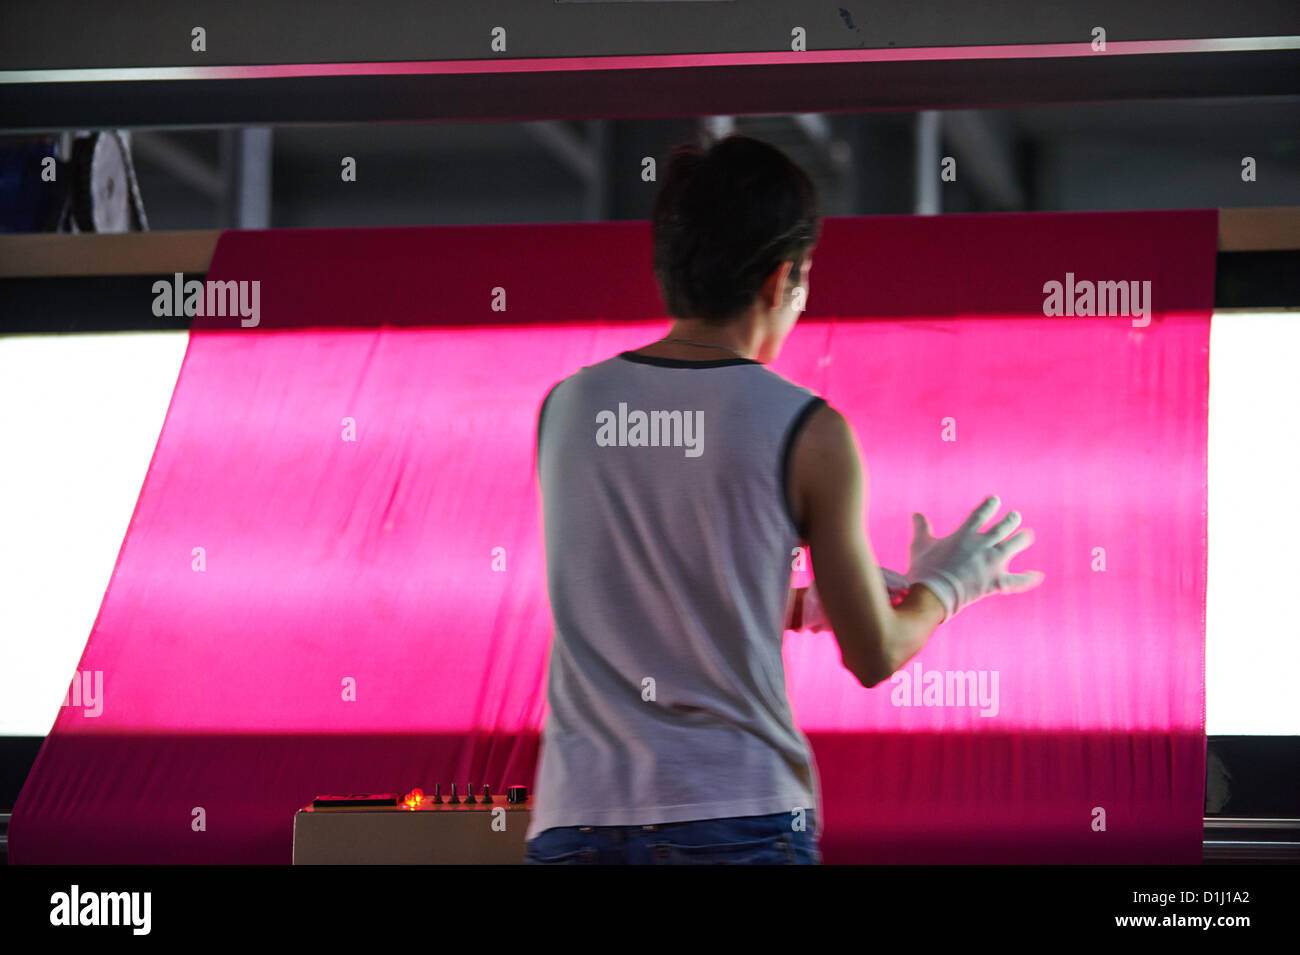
[905,495,1044,623]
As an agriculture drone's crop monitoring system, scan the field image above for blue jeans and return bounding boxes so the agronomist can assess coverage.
[525,811,821,865]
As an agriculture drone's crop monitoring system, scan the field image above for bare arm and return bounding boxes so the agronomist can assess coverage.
[785,564,908,629]
[786,404,945,687]
[786,568,907,630]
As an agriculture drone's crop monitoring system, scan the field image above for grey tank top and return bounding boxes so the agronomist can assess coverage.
[529,349,826,839]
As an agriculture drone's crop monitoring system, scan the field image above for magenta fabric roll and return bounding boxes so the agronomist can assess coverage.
[10,210,1214,863]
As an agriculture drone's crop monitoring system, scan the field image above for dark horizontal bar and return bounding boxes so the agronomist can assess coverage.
[1215,251,1300,307]
[1204,817,1300,829]
[4,0,1300,71]
[1,250,1293,334]
[2,49,1298,132]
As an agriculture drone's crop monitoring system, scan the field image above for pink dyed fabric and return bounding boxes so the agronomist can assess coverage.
[11,211,1214,863]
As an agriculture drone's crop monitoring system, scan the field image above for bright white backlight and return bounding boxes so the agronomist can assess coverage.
[0,331,188,735]
[1207,309,1300,734]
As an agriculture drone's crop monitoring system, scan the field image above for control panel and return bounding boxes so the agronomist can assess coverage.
[294,784,531,864]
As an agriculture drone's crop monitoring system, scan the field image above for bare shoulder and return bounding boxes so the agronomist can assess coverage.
[795,401,857,464]
[789,401,861,534]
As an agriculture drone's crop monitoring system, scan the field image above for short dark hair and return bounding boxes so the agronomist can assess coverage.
[652,134,821,325]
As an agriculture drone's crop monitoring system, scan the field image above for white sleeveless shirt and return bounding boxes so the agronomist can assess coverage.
[529,350,826,839]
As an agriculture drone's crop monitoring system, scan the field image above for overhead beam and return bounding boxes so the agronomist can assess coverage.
[3,47,1297,130]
